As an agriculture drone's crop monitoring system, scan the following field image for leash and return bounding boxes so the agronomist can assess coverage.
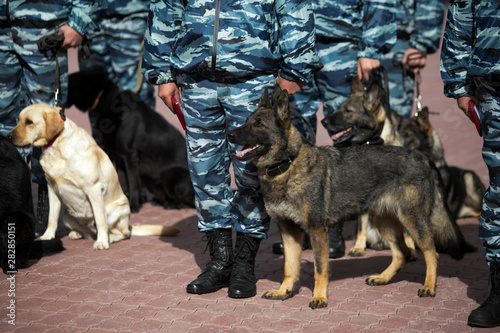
[37,33,90,114]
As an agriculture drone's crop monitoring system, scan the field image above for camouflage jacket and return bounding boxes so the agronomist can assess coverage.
[313,0,397,59]
[99,0,149,18]
[441,0,500,98]
[0,0,104,36]
[142,0,321,85]
[396,0,444,54]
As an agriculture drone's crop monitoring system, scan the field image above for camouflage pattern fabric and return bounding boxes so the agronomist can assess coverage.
[142,0,321,236]
[380,0,444,118]
[78,0,156,110]
[0,0,102,182]
[290,0,397,137]
[441,0,500,263]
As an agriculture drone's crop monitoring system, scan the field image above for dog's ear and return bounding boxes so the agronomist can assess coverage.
[276,90,291,127]
[258,88,272,108]
[44,107,65,141]
[363,83,381,114]
[350,76,365,94]
[416,107,432,135]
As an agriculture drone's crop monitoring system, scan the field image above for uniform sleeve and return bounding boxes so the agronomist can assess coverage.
[67,0,105,35]
[142,0,184,85]
[410,0,445,54]
[358,0,397,59]
[275,0,322,83]
[440,0,473,99]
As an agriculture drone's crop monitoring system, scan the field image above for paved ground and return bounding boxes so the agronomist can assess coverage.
[0,47,497,333]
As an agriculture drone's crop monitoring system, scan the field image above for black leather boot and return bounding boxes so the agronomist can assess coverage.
[35,183,49,238]
[328,222,345,259]
[186,229,233,295]
[228,233,261,298]
[468,261,500,328]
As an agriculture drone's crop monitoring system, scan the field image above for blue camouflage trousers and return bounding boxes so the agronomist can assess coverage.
[0,22,66,184]
[178,74,272,238]
[290,41,357,137]
[380,39,415,118]
[477,85,500,263]
[78,15,156,110]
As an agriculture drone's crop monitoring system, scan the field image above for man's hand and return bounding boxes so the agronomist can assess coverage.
[357,57,380,81]
[58,25,84,49]
[276,76,303,95]
[402,48,426,73]
[158,82,180,114]
[457,95,479,122]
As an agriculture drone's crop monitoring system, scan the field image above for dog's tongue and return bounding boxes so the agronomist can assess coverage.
[236,146,252,158]
[331,130,346,142]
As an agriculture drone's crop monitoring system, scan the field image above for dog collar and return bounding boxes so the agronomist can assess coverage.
[365,121,385,146]
[90,89,104,111]
[266,158,293,177]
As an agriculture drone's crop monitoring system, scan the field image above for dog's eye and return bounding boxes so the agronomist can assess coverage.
[25,119,33,125]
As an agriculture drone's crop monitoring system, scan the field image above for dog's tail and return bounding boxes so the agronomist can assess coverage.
[130,224,180,237]
[431,194,477,260]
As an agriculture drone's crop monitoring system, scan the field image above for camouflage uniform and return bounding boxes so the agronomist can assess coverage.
[0,0,102,181]
[380,0,444,118]
[78,0,156,110]
[441,0,500,263]
[142,0,321,238]
[289,0,397,138]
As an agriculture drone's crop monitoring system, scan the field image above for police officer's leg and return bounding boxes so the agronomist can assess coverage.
[181,77,235,295]
[468,90,500,328]
[221,77,273,298]
[380,40,415,118]
[16,24,69,236]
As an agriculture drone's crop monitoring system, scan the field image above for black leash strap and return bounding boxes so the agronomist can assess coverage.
[37,34,91,108]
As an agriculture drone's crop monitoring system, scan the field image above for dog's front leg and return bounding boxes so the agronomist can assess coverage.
[262,220,303,301]
[37,184,61,240]
[87,186,110,250]
[308,225,330,309]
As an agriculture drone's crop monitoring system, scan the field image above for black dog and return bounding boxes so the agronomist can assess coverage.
[0,134,36,273]
[0,135,64,274]
[66,71,195,212]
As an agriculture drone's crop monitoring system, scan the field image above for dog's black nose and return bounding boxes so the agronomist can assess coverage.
[6,132,14,141]
[227,131,235,142]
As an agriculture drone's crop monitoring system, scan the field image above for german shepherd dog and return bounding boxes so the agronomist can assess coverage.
[399,107,485,219]
[322,76,484,257]
[321,76,413,258]
[228,88,474,309]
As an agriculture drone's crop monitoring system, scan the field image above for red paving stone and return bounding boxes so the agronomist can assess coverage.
[1,45,499,333]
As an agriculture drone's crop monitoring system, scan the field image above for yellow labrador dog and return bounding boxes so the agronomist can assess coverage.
[8,103,179,250]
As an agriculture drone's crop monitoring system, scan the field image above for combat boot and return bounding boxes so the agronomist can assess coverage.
[328,222,345,259]
[468,261,500,328]
[186,229,233,294]
[228,233,261,298]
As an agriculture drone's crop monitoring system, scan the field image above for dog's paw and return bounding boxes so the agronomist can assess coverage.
[365,275,389,286]
[348,247,365,257]
[417,287,436,298]
[68,231,83,240]
[36,234,55,241]
[262,289,292,301]
[93,240,109,250]
[309,296,328,309]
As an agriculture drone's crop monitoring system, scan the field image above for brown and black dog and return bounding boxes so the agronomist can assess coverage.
[322,76,485,257]
[228,88,474,309]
